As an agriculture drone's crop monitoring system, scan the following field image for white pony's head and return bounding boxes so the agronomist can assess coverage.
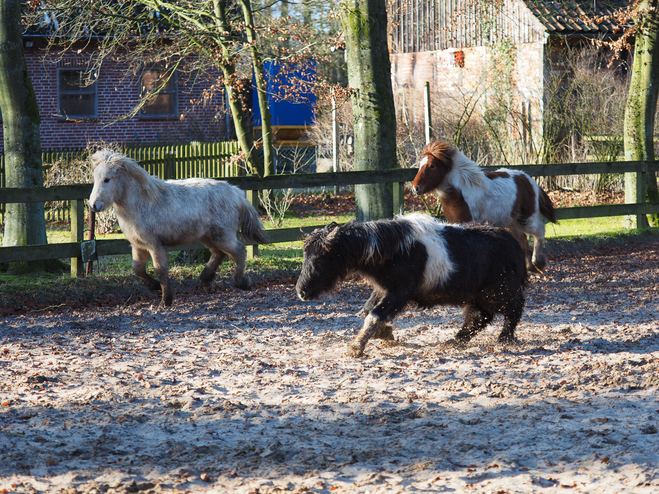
[88,149,162,212]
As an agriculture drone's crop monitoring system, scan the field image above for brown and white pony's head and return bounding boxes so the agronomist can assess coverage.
[89,149,164,212]
[411,140,456,196]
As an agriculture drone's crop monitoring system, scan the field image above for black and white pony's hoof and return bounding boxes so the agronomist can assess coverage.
[497,334,520,346]
[443,338,468,349]
[346,342,366,358]
[373,324,395,341]
[234,279,252,290]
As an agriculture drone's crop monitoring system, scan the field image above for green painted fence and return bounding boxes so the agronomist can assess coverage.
[0,141,241,223]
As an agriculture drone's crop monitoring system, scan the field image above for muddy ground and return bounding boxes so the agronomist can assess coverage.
[1,233,658,493]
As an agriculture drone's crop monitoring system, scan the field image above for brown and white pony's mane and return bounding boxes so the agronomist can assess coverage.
[422,141,485,188]
[91,149,165,202]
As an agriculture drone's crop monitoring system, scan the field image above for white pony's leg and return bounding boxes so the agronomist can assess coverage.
[208,235,250,290]
[149,245,172,306]
[132,247,161,291]
[225,239,250,290]
[198,239,227,291]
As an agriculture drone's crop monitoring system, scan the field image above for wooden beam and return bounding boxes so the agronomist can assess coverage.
[70,200,85,277]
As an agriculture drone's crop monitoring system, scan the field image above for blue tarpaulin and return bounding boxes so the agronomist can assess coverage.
[252,61,316,127]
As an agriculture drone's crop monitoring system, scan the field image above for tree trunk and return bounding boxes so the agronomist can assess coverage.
[623,0,659,227]
[0,0,49,273]
[238,0,275,178]
[213,0,264,177]
[340,0,397,221]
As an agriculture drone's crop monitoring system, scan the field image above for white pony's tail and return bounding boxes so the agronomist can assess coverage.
[240,203,270,244]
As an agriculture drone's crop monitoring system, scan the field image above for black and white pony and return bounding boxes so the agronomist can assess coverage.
[296,213,528,357]
[412,140,557,272]
[88,149,269,306]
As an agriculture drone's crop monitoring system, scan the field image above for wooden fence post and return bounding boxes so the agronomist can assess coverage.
[246,188,260,258]
[424,81,432,144]
[625,163,649,229]
[392,182,404,216]
[70,199,85,277]
[86,211,96,275]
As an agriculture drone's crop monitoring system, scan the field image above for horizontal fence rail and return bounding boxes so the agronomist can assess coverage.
[1,160,659,275]
[0,142,241,224]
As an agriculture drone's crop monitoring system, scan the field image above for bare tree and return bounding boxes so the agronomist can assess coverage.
[31,0,337,178]
[339,0,397,221]
[0,0,50,274]
[623,0,659,226]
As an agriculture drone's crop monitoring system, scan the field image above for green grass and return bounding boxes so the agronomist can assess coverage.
[545,216,632,239]
[1,210,657,312]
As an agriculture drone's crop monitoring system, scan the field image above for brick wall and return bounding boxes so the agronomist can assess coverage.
[391,42,545,147]
[1,45,230,150]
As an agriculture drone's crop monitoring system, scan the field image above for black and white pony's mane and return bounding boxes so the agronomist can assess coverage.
[309,215,437,265]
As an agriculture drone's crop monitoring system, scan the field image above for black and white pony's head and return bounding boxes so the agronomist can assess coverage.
[296,219,416,301]
[296,223,345,301]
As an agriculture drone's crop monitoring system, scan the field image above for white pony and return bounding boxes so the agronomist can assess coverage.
[88,149,269,306]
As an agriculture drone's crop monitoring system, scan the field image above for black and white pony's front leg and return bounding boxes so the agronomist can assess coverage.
[359,290,395,341]
[348,291,407,357]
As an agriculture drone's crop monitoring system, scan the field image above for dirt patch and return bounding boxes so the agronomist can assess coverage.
[1,236,658,493]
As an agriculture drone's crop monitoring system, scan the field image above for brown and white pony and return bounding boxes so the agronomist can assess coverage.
[411,140,557,272]
[88,149,269,306]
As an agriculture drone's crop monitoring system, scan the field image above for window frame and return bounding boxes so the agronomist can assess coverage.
[57,68,98,121]
[138,68,178,119]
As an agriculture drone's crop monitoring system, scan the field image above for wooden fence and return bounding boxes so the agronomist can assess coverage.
[1,160,659,278]
[0,141,241,223]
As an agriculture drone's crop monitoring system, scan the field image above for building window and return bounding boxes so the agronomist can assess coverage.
[450,50,465,68]
[140,68,178,118]
[57,68,98,120]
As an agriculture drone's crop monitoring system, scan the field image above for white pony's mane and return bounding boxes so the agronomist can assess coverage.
[91,149,166,202]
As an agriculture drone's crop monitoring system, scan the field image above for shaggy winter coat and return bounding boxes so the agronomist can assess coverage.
[296,213,527,357]
[89,149,268,306]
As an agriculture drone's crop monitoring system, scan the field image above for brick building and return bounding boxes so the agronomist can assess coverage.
[388,0,629,155]
[1,36,230,151]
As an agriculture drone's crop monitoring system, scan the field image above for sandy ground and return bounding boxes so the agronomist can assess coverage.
[1,236,658,494]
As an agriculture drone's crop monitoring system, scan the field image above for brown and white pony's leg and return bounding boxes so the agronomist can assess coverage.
[509,227,536,273]
[524,215,548,272]
[149,245,173,306]
[132,247,161,291]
